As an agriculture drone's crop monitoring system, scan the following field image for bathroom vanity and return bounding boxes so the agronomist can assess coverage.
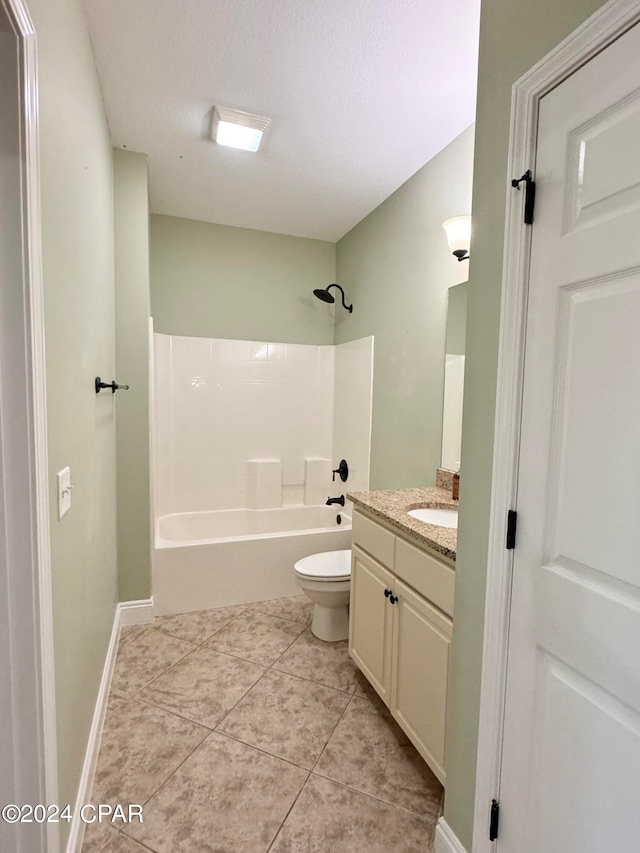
[347,486,457,785]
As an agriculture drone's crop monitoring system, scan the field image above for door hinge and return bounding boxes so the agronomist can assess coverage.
[489,799,500,842]
[511,169,536,224]
[506,510,517,550]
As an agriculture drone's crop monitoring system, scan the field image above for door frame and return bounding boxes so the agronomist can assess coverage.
[0,1,58,852]
[472,1,640,851]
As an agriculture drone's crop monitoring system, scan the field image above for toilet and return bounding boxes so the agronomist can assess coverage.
[294,549,351,642]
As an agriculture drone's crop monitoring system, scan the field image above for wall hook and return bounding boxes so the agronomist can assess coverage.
[95,376,130,394]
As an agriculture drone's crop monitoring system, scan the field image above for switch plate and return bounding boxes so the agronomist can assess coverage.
[57,466,71,519]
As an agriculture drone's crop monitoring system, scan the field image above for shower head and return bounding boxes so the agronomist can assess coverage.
[312,283,353,313]
[313,288,335,304]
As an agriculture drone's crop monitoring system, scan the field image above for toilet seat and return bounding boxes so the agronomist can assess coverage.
[294,549,351,582]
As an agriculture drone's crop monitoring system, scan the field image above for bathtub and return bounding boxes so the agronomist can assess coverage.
[152,506,352,615]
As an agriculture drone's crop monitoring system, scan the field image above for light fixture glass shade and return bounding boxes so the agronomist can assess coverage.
[442,216,472,256]
[211,106,271,152]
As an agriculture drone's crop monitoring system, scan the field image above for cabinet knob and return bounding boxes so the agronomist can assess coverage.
[389,595,398,605]
[384,589,391,598]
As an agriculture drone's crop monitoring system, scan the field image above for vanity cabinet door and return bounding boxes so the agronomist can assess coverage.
[390,578,452,785]
[349,545,394,704]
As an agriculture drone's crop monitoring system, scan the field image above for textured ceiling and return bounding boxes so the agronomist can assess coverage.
[83,0,480,241]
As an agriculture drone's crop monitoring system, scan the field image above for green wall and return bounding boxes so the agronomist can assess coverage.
[335,126,474,488]
[114,150,151,601]
[445,0,608,848]
[150,215,336,345]
[31,0,118,842]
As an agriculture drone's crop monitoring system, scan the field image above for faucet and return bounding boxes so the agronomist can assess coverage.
[326,495,345,507]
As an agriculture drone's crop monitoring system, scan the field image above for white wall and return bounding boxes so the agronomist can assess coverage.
[154,333,373,520]
[333,337,375,515]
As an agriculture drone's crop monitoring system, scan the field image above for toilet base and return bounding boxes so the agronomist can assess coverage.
[311,603,349,642]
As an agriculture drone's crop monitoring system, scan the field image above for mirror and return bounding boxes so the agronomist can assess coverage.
[441,281,468,471]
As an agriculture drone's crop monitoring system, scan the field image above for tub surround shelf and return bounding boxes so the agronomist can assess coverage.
[347,487,457,562]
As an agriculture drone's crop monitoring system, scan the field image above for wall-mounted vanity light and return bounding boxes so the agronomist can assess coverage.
[442,216,471,262]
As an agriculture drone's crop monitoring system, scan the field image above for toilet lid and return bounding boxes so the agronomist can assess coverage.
[294,549,352,581]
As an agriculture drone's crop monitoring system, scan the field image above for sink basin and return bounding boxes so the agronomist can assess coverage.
[408,507,458,529]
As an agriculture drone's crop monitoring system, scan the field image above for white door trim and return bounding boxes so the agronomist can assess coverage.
[0,1,58,852]
[472,1,640,851]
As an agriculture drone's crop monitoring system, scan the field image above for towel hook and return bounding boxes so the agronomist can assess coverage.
[95,376,130,394]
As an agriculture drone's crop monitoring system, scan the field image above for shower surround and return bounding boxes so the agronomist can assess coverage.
[152,333,373,614]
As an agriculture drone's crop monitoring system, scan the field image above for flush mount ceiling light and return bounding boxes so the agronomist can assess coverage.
[211,106,271,153]
[443,215,472,262]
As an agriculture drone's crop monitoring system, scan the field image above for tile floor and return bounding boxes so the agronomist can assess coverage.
[83,595,443,853]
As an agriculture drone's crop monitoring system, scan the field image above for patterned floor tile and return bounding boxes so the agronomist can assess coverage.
[270,774,435,853]
[205,609,305,666]
[87,597,444,852]
[81,819,118,853]
[314,695,443,819]
[273,629,359,693]
[217,669,350,768]
[250,595,313,625]
[125,733,308,852]
[91,695,208,810]
[154,604,249,645]
[101,831,151,853]
[111,628,195,697]
[118,625,148,646]
[138,646,266,728]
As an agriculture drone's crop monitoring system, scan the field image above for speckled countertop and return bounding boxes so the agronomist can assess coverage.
[347,487,458,563]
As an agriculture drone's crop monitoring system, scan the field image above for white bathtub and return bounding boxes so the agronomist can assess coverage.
[152,506,352,615]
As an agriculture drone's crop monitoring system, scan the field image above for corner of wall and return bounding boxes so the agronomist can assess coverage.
[114,149,152,602]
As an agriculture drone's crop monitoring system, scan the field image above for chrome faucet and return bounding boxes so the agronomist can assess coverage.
[326,495,345,507]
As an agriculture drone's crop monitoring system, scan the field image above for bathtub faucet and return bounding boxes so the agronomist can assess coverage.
[326,495,345,507]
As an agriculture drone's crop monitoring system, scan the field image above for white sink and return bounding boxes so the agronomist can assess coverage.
[408,507,458,529]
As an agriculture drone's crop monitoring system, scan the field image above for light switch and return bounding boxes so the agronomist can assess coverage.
[57,466,72,519]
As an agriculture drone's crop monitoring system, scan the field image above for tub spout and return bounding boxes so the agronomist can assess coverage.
[326,495,345,507]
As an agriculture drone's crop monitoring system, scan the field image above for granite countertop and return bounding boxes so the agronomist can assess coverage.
[347,486,458,563]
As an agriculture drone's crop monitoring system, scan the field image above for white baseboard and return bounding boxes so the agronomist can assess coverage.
[65,598,153,853]
[435,818,468,853]
[118,596,155,626]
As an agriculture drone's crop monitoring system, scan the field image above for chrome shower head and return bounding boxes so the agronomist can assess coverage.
[312,283,353,313]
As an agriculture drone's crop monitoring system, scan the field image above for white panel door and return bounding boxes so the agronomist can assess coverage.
[499,22,640,853]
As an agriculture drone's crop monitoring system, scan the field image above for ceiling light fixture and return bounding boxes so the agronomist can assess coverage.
[443,216,471,262]
[211,106,271,153]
